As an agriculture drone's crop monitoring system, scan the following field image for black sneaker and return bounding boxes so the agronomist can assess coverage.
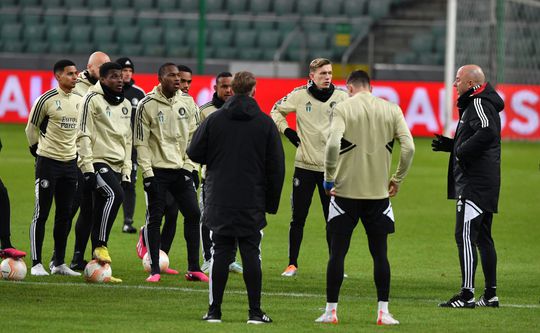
[439,292,475,308]
[247,311,273,324]
[202,310,222,323]
[122,224,136,233]
[69,259,88,271]
[476,295,499,307]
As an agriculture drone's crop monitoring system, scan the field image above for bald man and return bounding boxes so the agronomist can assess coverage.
[73,51,110,96]
[433,65,504,308]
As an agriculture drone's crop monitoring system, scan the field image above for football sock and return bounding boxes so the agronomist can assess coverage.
[484,287,496,298]
[462,288,474,299]
[326,302,337,314]
[378,301,389,313]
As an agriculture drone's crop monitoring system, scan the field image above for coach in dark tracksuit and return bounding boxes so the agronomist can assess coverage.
[433,64,504,308]
[187,71,285,324]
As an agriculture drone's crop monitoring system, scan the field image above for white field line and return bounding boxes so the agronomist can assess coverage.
[1,280,539,309]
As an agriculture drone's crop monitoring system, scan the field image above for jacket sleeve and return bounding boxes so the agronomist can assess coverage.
[181,101,200,172]
[121,102,133,181]
[25,94,50,147]
[390,106,415,184]
[186,116,209,165]
[265,122,285,214]
[324,106,345,182]
[77,95,95,173]
[134,100,154,178]
[270,89,298,133]
[456,98,499,159]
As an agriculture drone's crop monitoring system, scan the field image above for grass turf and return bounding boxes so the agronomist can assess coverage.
[1,123,539,332]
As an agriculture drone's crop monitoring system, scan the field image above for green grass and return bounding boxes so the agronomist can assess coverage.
[1,123,539,332]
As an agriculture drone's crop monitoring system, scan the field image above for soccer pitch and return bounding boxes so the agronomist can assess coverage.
[1,123,539,332]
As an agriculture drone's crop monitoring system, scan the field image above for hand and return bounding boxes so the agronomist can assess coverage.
[431,134,453,152]
[143,176,157,193]
[83,172,97,189]
[388,180,399,197]
[284,128,301,147]
[29,143,38,157]
[323,180,335,196]
[192,170,200,190]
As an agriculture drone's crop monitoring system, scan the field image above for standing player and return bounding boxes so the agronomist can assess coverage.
[69,51,111,270]
[199,72,243,274]
[316,70,414,325]
[25,60,81,276]
[77,62,132,282]
[135,63,206,283]
[0,137,26,260]
[433,65,503,308]
[116,57,146,234]
[271,58,348,277]
[188,71,285,324]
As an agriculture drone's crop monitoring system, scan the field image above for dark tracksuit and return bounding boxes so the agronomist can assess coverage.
[187,94,285,315]
[447,82,504,294]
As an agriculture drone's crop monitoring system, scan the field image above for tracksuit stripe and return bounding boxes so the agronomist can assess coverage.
[474,98,489,128]
[31,90,58,125]
[30,179,40,260]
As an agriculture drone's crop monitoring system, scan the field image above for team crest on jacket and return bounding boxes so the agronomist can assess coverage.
[178,107,187,117]
[157,111,164,123]
[55,100,62,111]
[305,102,312,113]
[106,106,111,117]
[122,107,129,115]
[40,179,49,188]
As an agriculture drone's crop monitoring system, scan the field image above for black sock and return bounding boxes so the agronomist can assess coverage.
[484,287,497,298]
[461,288,474,300]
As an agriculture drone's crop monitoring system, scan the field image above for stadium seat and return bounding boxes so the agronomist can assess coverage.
[253,15,275,30]
[261,48,277,60]
[89,9,112,26]
[21,7,43,25]
[43,8,65,26]
[72,43,95,55]
[351,16,373,36]
[166,45,190,57]
[65,0,85,9]
[133,0,155,10]
[411,34,433,53]
[0,7,19,25]
[229,17,251,30]
[92,0,110,8]
[120,43,143,56]
[418,53,443,65]
[111,0,131,9]
[69,25,92,43]
[23,24,45,41]
[0,0,16,8]
[276,18,299,32]
[66,9,88,25]
[286,47,304,61]
[47,25,68,42]
[164,27,184,44]
[143,44,166,57]
[343,0,366,17]
[96,42,119,55]
[368,0,391,19]
[162,17,182,28]
[307,31,329,49]
[185,28,200,46]
[309,48,333,61]
[207,19,228,29]
[117,26,139,45]
[238,48,263,60]
[20,0,40,7]
[434,37,445,53]
[49,43,72,54]
[213,47,237,59]
[157,0,178,11]
[301,20,324,31]
[112,9,136,27]
[274,0,294,15]
[26,42,48,54]
[227,0,247,13]
[206,0,224,13]
[296,0,319,15]
[250,0,271,13]
[2,41,24,53]
[234,30,257,48]
[393,51,417,64]
[137,10,159,28]
[141,27,163,44]
[257,30,281,48]
[179,0,198,12]
[320,0,343,16]
[209,29,233,47]
[1,24,22,42]
[93,25,116,43]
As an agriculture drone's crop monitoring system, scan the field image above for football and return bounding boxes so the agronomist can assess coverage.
[142,250,169,273]
[0,258,27,281]
[83,259,112,283]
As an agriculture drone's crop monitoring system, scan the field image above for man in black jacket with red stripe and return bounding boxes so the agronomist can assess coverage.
[187,71,285,324]
[433,64,504,309]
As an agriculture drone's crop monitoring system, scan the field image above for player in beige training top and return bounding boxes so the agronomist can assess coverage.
[270,58,348,277]
[73,51,110,96]
[25,59,82,277]
[316,70,414,325]
[77,62,132,282]
[134,63,206,283]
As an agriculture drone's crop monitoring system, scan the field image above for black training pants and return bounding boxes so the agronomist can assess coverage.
[0,177,12,249]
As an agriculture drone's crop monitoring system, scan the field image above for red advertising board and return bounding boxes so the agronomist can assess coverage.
[1,70,539,140]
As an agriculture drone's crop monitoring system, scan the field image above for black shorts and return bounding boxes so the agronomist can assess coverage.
[326,196,395,235]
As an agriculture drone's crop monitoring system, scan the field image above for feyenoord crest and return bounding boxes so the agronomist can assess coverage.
[178,107,186,117]
[305,101,312,113]
[99,167,109,174]
[293,177,300,187]
[131,98,139,107]
[106,106,111,117]
[330,101,336,109]
[55,100,62,111]
[40,179,49,188]
[122,107,129,115]
[157,111,164,123]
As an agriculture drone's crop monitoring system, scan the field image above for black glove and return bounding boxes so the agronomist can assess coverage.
[143,176,157,193]
[284,128,300,147]
[121,180,131,190]
[431,134,453,152]
[192,170,200,190]
[83,172,96,189]
[29,143,38,157]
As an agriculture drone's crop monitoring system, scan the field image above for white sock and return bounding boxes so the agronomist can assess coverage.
[378,301,389,313]
[326,302,337,314]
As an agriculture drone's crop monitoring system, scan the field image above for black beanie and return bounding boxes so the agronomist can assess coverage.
[116,57,135,71]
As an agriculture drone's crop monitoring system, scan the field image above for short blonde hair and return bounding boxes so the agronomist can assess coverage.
[309,58,332,72]
[232,71,256,95]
